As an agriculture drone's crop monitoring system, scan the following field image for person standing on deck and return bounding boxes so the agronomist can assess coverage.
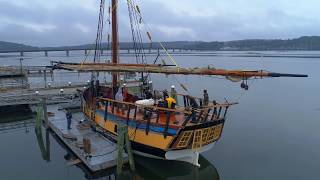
[203,89,209,106]
[187,95,198,123]
[66,109,72,130]
[115,86,124,113]
[165,96,176,109]
[123,84,128,101]
[163,89,169,99]
[170,85,178,105]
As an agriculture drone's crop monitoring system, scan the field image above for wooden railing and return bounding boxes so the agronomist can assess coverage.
[82,97,237,138]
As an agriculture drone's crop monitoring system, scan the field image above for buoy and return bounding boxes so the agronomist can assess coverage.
[68,82,72,86]
[35,91,39,95]
[48,83,51,88]
[60,89,64,94]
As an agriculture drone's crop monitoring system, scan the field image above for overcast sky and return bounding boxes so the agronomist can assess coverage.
[0,0,319,46]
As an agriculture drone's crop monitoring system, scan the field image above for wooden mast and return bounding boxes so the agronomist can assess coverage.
[111,0,118,89]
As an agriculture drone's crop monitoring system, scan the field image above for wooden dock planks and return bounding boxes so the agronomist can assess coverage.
[48,111,128,172]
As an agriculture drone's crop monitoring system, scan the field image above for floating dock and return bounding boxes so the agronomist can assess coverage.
[48,110,128,172]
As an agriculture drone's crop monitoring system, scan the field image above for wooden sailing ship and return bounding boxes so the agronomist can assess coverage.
[53,0,307,166]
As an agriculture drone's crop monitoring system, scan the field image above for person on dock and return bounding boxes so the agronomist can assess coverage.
[65,109,72,130]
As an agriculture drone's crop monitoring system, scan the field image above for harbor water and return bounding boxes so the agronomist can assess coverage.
[0,51,319,180]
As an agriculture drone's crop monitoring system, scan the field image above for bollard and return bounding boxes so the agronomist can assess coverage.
[83,138,91,154]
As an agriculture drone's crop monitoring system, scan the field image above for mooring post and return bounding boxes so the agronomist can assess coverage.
[125,127,135,171]
[42,97,48,128]
[117,124,125,174]
[117,124,135,174]
[44,70,47,88]
[35,103,43,130]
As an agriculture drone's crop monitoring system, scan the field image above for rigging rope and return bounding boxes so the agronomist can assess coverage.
[126,0,179,67]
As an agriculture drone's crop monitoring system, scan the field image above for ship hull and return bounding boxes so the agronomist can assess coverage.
[133,143,215,167]
[81,85,227,166]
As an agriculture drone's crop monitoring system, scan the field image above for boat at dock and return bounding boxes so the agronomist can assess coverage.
[52,0,307,166]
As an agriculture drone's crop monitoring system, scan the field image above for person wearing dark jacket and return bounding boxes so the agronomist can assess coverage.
[66,109,72,130]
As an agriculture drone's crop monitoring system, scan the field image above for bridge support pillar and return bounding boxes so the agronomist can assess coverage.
[128,49,130,53]
[85,49,88,56]
[20,52,24,57]
[173,49,175,52]
[101,49,104,55]
[66,50,70,57]
[44,51,48,57]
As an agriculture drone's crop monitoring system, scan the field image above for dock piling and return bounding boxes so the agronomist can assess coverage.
[42,97,48,128]
[117,124,135,174]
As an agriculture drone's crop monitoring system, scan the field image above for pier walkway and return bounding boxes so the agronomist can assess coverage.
[0,86,80,106]
[48,109,128,171]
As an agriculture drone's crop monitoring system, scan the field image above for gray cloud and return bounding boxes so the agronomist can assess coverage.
[0,0,320,46]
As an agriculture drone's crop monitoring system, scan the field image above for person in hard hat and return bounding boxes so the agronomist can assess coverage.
[170,85,178,105]
[115,86,124,113]
[165,96,177,109]
[122,84,128,101]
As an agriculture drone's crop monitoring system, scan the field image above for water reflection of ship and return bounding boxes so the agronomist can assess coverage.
[36,127,219,180]
[132,155,219,180]
[42,127,118,179]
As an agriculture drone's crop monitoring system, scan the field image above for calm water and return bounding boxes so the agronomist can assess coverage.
[0,51,319,180]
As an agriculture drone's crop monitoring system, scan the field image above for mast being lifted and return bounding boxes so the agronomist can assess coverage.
[52,62,308,78]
